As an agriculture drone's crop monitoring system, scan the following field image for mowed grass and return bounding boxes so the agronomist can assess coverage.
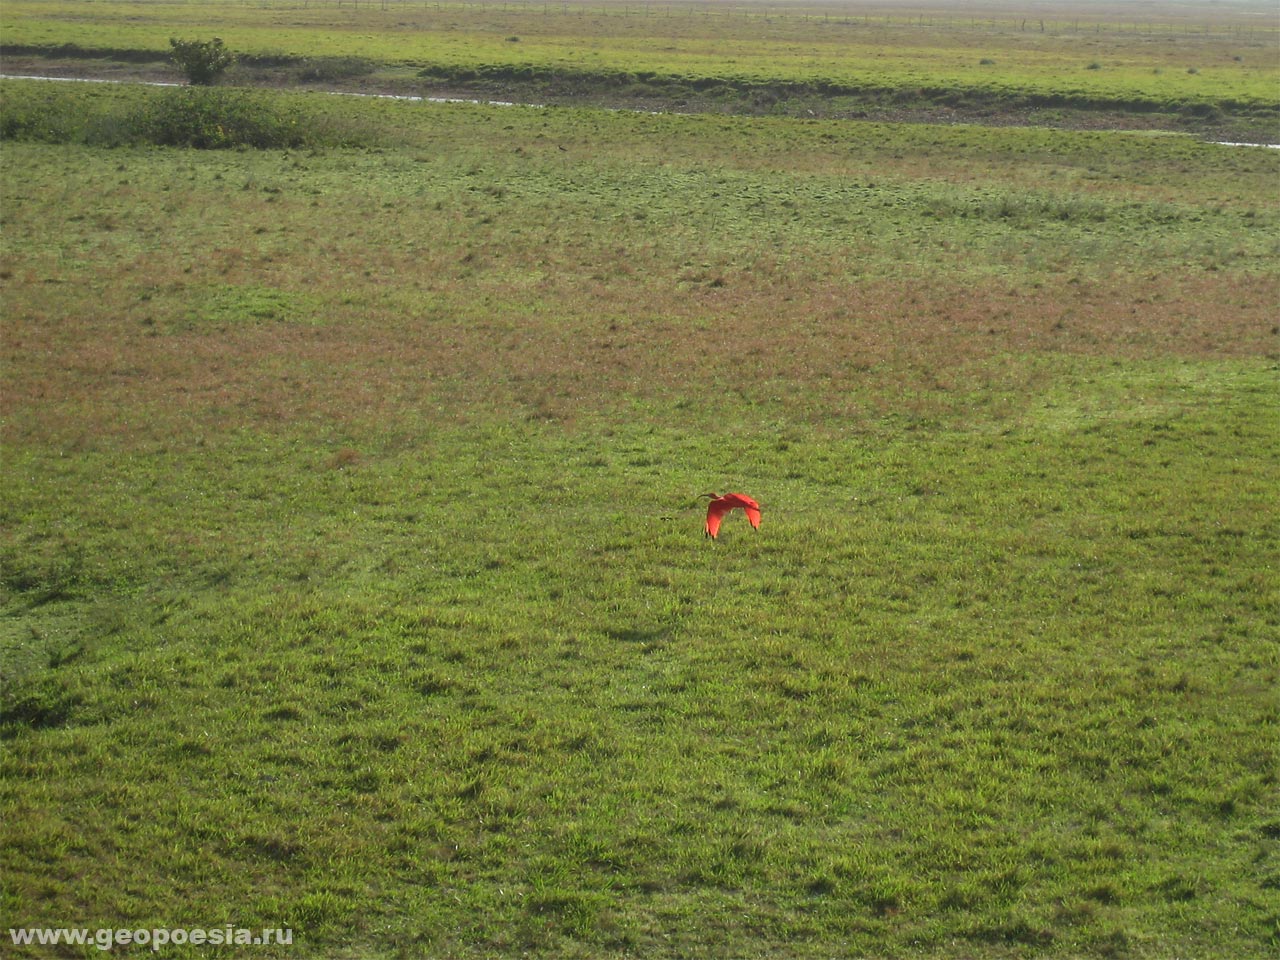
[2,81,1279,958]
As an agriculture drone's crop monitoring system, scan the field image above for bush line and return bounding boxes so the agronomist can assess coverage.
[0,84,376,149]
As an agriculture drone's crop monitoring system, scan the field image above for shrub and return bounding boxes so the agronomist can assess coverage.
[0,92,79,142]
[127,88,281,147]
[120,88,375,150]
[0,81,377,150]
[169,37,235,86]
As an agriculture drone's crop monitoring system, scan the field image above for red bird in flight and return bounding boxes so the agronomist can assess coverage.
[701,492,761,539]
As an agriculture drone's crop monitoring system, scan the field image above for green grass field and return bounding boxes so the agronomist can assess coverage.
[2,4,1280,957]
[3,0,1279,139]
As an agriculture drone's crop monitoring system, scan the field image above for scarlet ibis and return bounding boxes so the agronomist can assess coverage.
[701,492,761,539]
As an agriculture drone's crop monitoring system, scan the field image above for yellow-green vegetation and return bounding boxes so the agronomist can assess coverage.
[2,8,1279,959]
[2,0,1278,139]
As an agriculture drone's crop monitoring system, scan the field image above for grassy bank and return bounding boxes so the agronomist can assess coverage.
[2,65,1279,960]
[2,0,1278,139]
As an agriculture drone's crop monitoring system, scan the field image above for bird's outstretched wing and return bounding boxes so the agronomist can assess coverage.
[705,498,731,538]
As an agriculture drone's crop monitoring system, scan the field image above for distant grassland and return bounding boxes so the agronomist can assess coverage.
[3,0,1279,135]
[2,69,1279,957]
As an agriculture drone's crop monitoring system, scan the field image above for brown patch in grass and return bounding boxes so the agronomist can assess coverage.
[3,256,1273,447]
[328,448,362,470]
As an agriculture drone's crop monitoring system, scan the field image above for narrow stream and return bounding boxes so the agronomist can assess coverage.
[3,72,1277,146]
[0,72,534,108]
